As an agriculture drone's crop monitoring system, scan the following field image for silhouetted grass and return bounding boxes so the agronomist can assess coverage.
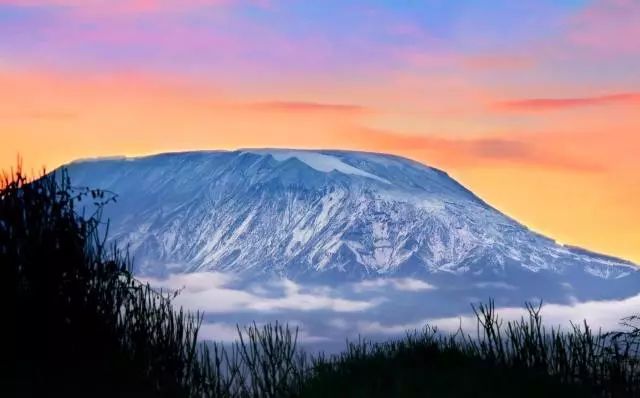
[193,304,640,397]
[3,166,640,397]
[293,302,640,397]
[3,167,224,397]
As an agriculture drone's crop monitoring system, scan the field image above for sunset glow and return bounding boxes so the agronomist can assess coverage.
[1,0,639,262]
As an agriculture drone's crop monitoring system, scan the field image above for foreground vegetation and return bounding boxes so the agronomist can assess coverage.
[3,168,640,397]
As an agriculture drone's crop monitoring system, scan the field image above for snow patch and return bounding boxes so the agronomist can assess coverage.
[247,150,390,184]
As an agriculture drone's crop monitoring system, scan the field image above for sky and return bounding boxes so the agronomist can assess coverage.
[0,0,639,262]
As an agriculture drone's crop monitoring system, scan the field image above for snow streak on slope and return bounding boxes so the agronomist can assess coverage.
[247,149,391,184]
[62,149,637,280]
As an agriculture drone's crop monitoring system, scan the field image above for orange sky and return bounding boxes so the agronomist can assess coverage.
[1,67,638,263]
[1,0,639,263]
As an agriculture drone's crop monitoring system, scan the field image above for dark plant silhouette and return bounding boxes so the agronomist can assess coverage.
[3,167,222,397]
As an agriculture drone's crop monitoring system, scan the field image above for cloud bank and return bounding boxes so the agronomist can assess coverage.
[143,272,381,314]
[352,278,436,293]
[358,293,640,336]
[497,93,640,111]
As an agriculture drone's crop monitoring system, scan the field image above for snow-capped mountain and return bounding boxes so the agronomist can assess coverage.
[62,149,637,282]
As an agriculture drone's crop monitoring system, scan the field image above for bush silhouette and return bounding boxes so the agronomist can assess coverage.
[3,168,220,397]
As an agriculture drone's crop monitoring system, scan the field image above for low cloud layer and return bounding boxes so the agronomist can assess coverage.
[198,321,330,343]
[143,272,381,314]
[358,293,640,336]
[352,278,436,293]
[143,272,640,348]
[474,282,517,290]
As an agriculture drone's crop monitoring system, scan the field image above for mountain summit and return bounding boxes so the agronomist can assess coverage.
[63,149,636,281]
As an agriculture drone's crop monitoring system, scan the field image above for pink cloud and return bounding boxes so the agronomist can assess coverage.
[0,0,260,14]
[568,0,640,54]
[248,101,369,114]
[496,93,640,111]
[461,54,533,71]
[398,48,534,74]
[347,128,603,173]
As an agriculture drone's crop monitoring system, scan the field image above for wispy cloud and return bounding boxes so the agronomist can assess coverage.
[461,54,533,71]
[198,321,329,343]
[198,322,242,341]
[140,271,234,291]
[356,293,640,336]
[467,139,529,158]
[0,0,254,13]
[496,93,640,111]
[0,110,77,120]
[567,0,640,54]
[474,282,517,290]
[248,101,369,115]
[349,128,603,173]
[144,272,381,314]
[352,278,436,293]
